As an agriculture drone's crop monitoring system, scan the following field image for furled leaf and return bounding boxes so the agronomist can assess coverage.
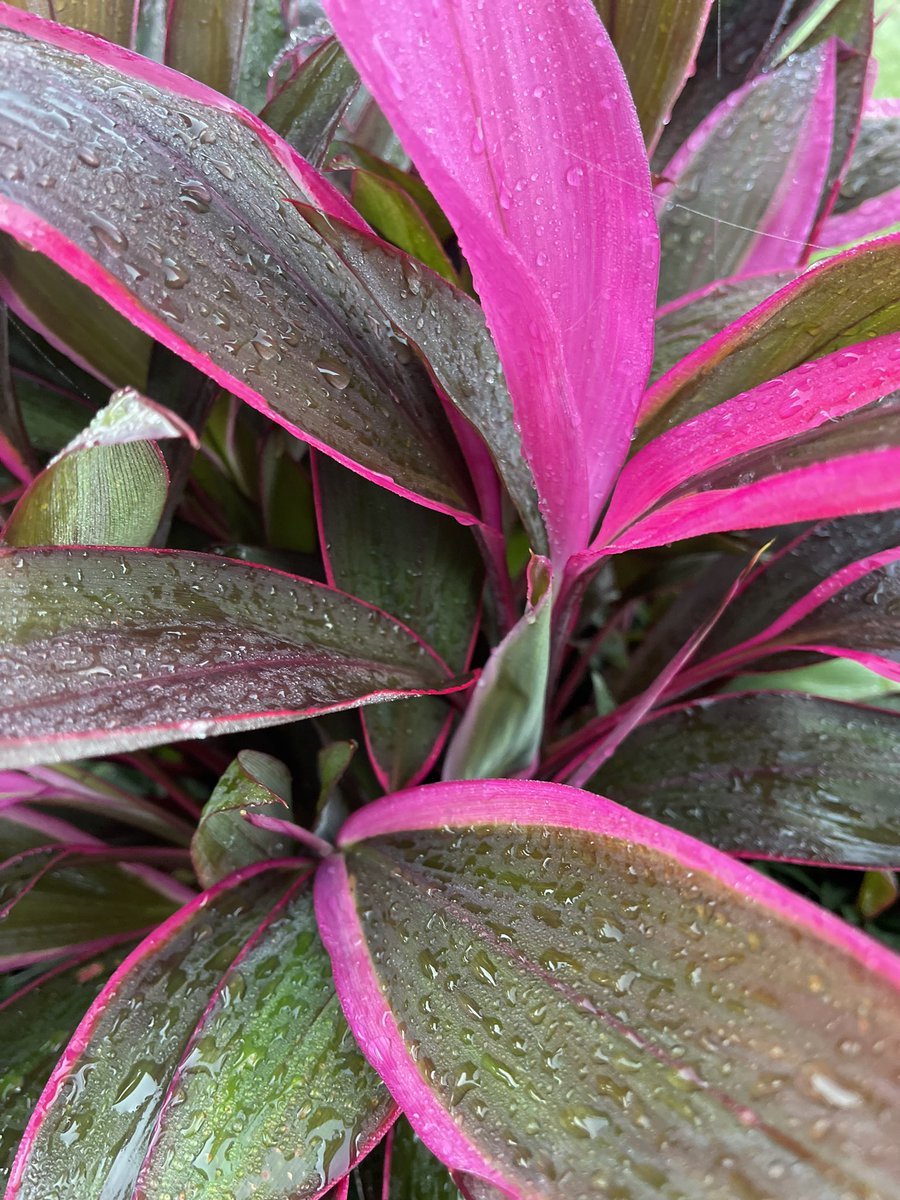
[657,43,836,305]
[642,231,900,439]
[0,9,476,521]
[298,206,546,554]
[191,749,294,887]
[595,0,714,150]
[442,558,551,781]
[649,272,795,390]
[317,779,900,1200]
[597,330,900,557]
[3,386,195,548]
[7,864,393,1199]
[316,454,482,791]
[591,692,900,867]
[0,944,133,1188]
[324,0,658,561]
[0,547,469,768]
[260,36,359,167]
[0,812,177,968]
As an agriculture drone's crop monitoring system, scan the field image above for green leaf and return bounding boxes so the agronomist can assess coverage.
[590,692,900,867]
[596,0,714,149]
[0,945,132,1188]
[0,814,177,968]
[260,37,359,167]
[0,547,467,768]
[7,868,394,1200]
[4,0,137,46]
[352,169,459,283]
[442,558,551,780]
[339,144,454,244]
[317,454,482,790]
[354,1118,463,1200]
[192,750,294,887]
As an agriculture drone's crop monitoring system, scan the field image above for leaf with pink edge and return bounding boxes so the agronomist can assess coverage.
[259,36,359,168]
[323,0,658,561]
[822,100,900,246]
[657,42,836,305]
[589,692,900,868]
[0,8,475,522]
[0,547,469,769]
[316,778,900,1199]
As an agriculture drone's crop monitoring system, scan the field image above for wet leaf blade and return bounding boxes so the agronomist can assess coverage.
[134,880,394,1199]
[0,10,475,520]
[591,693,900,867]
[260,36,359,167]
[4,0,139,46]
[0,547,467,768]
[317,779,900,1200]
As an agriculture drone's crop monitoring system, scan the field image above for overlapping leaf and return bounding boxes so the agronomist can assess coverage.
[0,8,476,522]
[7,863,395,1199]
[591,692,900,867]
[0,547,468,767]
[317,780,900,1200]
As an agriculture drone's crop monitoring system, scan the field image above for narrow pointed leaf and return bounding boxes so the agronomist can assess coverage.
[590,693,900,867]
[823,99,900,245]
[317,779,900,1200]
[0,547,468,768]
[132,880,394,1200]
[351,170,459,284]
[338,145,453,245]
[6,863,294,1198]
[0,813,177,968]
[191,749,293,887]
[602,333,900,547]
[298,206,546,553]
[0,945,133,1187]
[595,0,714,150]
[260,36,359,167]
[442,558,551,781]
[324,0,658,559]
[657,43,836,305]
[0,9,475,521]
[316,454,482,791]
[354,1118,463,1200]
[642,231,900,440]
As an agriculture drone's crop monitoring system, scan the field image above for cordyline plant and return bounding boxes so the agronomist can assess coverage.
[4,0,900,1195]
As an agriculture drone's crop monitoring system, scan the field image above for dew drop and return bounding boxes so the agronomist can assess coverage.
[77,148,101,168]
[565,164,584,188]
[315,352,350,390]
[89,218,129,257]
[163,258,191,289]
[180,180,213,213]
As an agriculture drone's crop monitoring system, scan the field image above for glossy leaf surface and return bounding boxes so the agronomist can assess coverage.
[260,37,359,167]
[0,945,131,1187]
[591,693,900,867]
[317,455,482,791]
[191,749,293,888]
[318,780,900,1200]
[133,879,394,1199]
[642,232,900,438]
[595,0,713,150]
[324,0,658,560]
[657,44,835,304]
[0,547,466,768]
[0,10,475,521]
[351,170,458,284]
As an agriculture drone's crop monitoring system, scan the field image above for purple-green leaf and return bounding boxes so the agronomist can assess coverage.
[191,749,294,888]
[0,547,468,768]
[0,8,475,522]
[259,36,359,168]
[317,780,900,1199]
[590,692,900,868]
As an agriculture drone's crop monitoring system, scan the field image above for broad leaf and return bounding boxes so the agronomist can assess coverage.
[324,0,658,561]
[657,43,836,305]
[591,693,900,867]
[0,812,177,968]
[191,749,293,887]
[0,944,133,1187]
[317,780,900,1199]
[0,9,476,522]
[595,0,714,150]
[8,863,394,1199]
[316,454,482,791]
[442,559,551,781]
[0,547,468,768]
